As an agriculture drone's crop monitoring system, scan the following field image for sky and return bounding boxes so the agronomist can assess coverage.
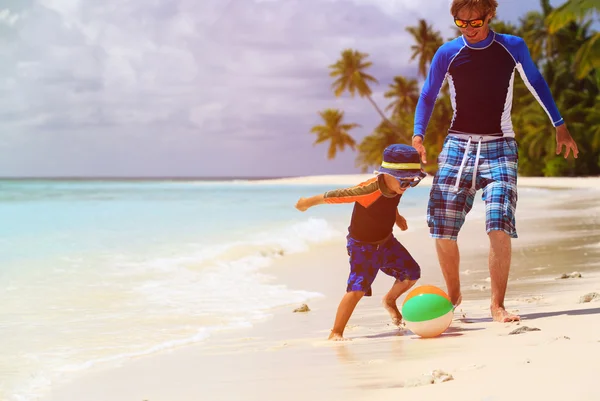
[0,0,568,177]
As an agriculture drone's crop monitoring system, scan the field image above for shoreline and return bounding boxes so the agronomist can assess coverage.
[41,178,600,401]
[248,173,600,189]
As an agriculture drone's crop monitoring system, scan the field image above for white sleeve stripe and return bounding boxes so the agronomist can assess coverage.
[515,63,555,125]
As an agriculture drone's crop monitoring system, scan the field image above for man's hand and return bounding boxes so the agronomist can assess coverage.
[395,214,408,231]
[412,135,427,164]
[556,124,579,159]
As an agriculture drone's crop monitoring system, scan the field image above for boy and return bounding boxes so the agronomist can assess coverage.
[295,144,426,341]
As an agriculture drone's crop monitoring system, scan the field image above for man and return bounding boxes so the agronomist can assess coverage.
[411,0,579,322]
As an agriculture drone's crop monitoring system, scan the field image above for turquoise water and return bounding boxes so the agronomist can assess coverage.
[0,178,431,401]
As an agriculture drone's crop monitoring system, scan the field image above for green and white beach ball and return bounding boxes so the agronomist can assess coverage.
[402,285,454,338]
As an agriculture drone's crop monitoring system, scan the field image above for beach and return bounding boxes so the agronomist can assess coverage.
[40,175,600,401]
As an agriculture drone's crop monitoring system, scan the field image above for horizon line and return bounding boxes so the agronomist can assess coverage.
[0,175,332,180]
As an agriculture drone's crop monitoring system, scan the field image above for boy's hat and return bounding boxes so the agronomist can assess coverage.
[376,144,426,180]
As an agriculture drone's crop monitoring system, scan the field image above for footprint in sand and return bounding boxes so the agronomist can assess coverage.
[508,326,541,335]
[516,295,544,303]
[579,292,600,303]
[557,271,582,279]
[471,284,487,291]
[550,336,570,342]
[401,369,454,388]
[293,304,311,312]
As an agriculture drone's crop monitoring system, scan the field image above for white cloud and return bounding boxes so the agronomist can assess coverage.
[0,9,19,25]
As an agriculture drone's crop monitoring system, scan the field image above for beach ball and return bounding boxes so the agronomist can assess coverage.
[402,285,454,338]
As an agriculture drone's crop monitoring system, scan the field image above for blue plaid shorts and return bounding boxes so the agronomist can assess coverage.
[345,235,421,296]
[427,136,519,240]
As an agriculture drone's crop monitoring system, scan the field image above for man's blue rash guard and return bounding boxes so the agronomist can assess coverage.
[413,31,564,139]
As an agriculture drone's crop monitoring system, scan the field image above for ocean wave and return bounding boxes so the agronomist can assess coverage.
[1,217,335,401]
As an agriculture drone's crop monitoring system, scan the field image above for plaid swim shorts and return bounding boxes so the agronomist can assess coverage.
[427,135,519,240]
[345,235,421,296]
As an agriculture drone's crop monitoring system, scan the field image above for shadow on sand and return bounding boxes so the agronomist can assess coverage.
[360,324,484,339]
[459,306,600,323]
[521,306,600,320]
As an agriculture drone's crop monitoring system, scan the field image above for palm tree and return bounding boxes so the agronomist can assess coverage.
[405,19,443,79]
[383,76,419,118]
[518,102,555,160]
[355,114,413,172]
[519,7,557,63]
[546,0,600,78]
[310,109,360,160]
[328,49,397,129]
[489,20,519,36]
[587,95,600,150]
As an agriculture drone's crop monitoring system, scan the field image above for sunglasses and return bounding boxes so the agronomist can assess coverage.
[399,175,425,189]
[454,16,485,28]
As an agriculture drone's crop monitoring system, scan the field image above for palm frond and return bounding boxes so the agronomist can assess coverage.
[546,0,599,34]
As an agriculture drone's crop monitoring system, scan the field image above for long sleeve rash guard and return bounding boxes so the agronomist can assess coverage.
[323,175,401,243]
[413,30,564,139]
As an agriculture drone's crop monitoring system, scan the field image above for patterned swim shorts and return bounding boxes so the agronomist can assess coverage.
[345,235,421,296]
[427,135,519,240]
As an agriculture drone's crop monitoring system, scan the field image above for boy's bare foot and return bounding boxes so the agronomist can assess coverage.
[451,293,462,309]
[328,332,351,341]
[491,306,520,322]
[382,298,403,326]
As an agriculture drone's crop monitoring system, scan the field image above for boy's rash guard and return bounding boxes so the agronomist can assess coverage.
[323,175,401,243]
[413,31,564,139]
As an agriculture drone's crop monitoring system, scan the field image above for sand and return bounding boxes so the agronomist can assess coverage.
[42,175,600,401]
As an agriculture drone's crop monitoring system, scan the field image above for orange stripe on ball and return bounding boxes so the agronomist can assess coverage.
[402,285,451,305]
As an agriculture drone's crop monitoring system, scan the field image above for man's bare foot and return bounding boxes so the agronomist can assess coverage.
[491,306,520,322]
[328,332,351,341]
[382,298,403,326]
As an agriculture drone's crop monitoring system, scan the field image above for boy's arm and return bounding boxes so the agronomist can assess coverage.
[295,177,381,211]
[321,178,381,208]
[295,194,325,212]
[395,209,408,231]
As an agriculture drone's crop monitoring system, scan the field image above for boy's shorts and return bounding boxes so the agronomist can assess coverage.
[346,235,421,296]
[427,136,519,241]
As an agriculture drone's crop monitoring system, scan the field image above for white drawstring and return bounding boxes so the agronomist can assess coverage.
[453,136,471,192]
[453,136,483,192]
[472,137,483,189]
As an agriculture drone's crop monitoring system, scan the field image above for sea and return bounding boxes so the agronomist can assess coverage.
[0,177,435,401]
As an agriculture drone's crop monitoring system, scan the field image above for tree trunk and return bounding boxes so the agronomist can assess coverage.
[365,95,402,133]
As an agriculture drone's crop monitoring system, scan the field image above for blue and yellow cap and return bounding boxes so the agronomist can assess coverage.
[376,144,426,180]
